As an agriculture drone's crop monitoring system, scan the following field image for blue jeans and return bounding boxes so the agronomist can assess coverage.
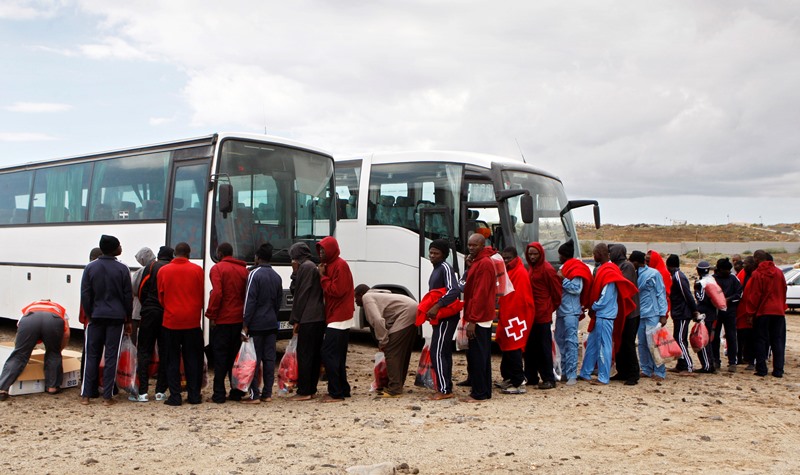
[638,317,666,378]
[555,313,579,380]
[579,317,614,383]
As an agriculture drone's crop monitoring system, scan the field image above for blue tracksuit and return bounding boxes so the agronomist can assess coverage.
[555,276,583,380]
[636,265,668,378]
[579,280,618,384]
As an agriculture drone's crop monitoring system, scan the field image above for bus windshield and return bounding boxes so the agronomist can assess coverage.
[502,170,574,265]
[212,139,334,264]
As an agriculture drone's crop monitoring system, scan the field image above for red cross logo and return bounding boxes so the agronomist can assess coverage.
[504,316,527,341]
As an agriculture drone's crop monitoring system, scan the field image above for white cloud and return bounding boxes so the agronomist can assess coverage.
[5,102,72,113]
[149,116,175,126]
[49,0,800,205]
[0,132,58,142]
[0,0,65,20]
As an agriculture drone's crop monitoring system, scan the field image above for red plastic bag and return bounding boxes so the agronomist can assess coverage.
[231,339,257,392]
[116,335,138,395]
[690,322,710,350]
[414,339,437,390]
[278,336,298,392]
[370,352,389,392]
[704,280,727,311]
[653,327,682,359]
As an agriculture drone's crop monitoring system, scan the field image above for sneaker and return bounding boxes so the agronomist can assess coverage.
[745,364,755,371]
[154,392,166,401]
[455,379,471,387]
[494,379,513,390]
[537,381,556,390]
[502,383,527,395]
[128,394,149,403]
[727,365,737,373]
[565,378,577,386]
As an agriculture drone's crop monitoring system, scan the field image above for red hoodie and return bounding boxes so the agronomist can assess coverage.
[158,257,204,330]
[525,242,562,324]
[648,250,672,316]
[206,256,248,325]
[587,261,638,354]
[744,261,787,318]
[496,257,535,351]
[317,236,355,324]
[463,247,497,324]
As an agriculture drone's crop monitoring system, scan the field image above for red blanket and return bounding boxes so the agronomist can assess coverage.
[587,262,639,354]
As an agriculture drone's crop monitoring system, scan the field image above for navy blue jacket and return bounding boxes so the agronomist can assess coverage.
[428,261,460,307]
[80,255,133,321]
[713,272,743,321]
[243,264,283,332]
[669,270,697,320]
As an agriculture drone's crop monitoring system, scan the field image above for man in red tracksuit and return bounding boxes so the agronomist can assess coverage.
[205,242,248,403]
[744,250,787,378]
[158,242,205,406]
[462,233,497,402]
[317,236,355,402]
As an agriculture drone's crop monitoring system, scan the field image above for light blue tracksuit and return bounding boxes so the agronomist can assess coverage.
[555,276,583,380]
[636,265,668,378]
[579,274,618,384]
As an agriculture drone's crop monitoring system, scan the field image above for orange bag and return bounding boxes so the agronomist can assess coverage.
[653,327,682,359]
[690,322,709,350]
[115,335,138,395]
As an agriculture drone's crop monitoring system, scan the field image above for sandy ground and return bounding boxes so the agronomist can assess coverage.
[1,315,799,475]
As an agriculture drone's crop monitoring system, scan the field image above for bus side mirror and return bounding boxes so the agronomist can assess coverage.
[520,194,534,224]
[593,204,601,229]
[218,183,233,218]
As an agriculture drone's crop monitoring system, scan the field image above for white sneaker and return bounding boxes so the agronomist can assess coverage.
[566,378,577,386]
[154,392,166,401]
[128,394,149,402]
[494,379,513,390]
[502,383,527,395]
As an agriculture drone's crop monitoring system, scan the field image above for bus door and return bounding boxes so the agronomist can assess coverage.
[417,206,458,301]
[167,160,210,258]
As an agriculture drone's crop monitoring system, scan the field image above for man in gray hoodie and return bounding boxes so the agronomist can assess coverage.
[608,244,640,385]
[288,242,326,401]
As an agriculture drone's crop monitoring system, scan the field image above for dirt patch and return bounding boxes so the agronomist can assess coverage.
[1,316,799,474]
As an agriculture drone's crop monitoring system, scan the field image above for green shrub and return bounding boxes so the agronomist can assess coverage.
[765,247,787,254]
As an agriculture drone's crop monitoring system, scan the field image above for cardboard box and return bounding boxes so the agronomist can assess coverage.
[0,342,82,396]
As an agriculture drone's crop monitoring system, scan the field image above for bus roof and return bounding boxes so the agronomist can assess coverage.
[0,132,332,172]
[336,150,562,182]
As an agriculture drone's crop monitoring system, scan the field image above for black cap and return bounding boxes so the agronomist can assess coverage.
[429,239,450,258]
[666,254,680,268]
[99,235,120,254]
[558,240,575,257]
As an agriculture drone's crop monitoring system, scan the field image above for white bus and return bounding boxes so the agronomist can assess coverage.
[333,151,599,333]
[0,133,336,338]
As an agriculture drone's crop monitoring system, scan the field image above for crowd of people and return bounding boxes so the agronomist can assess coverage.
[0,232,789,404]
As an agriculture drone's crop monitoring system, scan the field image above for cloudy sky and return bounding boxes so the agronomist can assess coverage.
[1,1,798,225]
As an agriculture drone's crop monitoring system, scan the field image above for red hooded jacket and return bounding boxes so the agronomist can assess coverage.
[525,242,562,324]
[463,247,497,324]
[317,236,355,324]
[744,261,787,318]
[206,256,248,325]
[587,261,639,354]
[497,257,535,351]
[648,250,672,316]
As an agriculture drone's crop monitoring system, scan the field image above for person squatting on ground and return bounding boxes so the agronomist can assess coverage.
[461,233,498,402]
[288,242,326,401]
[711,258,742,372]
[241,243,283,403]
[666,254,701,374]
[206,242,248,403]
[556,240,593,386]
[693,261,717,373]
[158,242,205,406]
[0,300,71,401]
[524,241,561,390]
[629,251,668,381]
[423,239,462,400]
[744,250,787,378]
[579,243,637,385]
[317,236,355,402]
[135,246,172,402]
[608,244,641,385]
[495,246,535,394]
[80,234,133,406]
[355,285,418,398]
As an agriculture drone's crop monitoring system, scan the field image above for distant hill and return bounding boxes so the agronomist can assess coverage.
[577,223,800,243]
